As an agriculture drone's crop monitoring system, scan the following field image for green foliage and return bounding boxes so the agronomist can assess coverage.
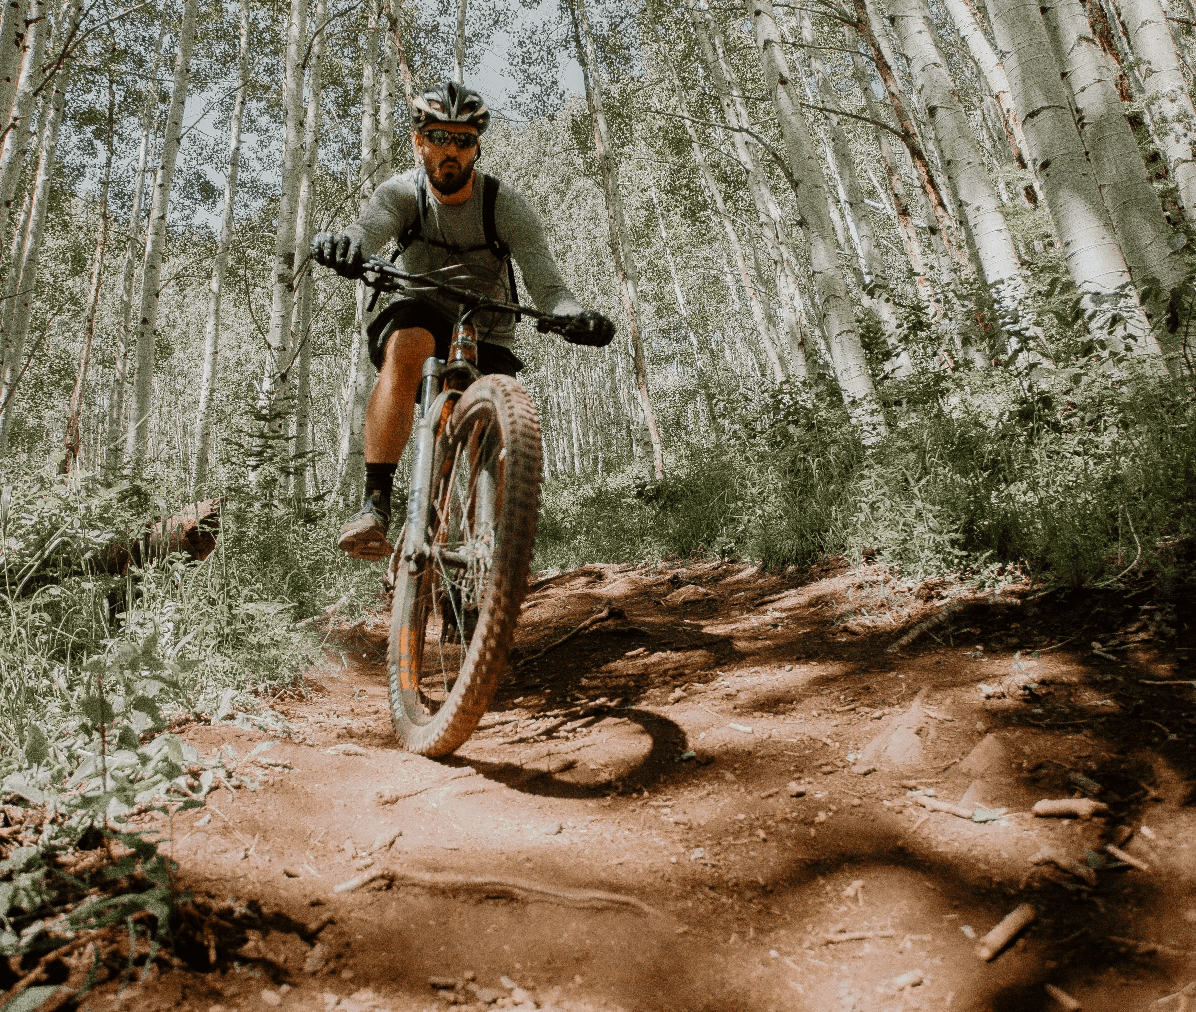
[537,368,1196,590]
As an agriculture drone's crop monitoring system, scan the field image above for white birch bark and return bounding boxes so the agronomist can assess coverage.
[126,0,199,469]
[0,56,70,454]
[453,0,465,83]
[258,0,309,450]
[377,0,396,180]
[0,0,44,261]
[63,72,115,472]
[1043,0,1187,306]
[987,0,1161,359]
[890,0,1044,364]
[746,0,886,441]
[338,0,381,502]
[193,0,250,495]
[568,0,664,479]
[104,16,167,469]
[1117,0,1196,212]
[0,0,28,128]
[291,0,327,500]
[687,0,811,378]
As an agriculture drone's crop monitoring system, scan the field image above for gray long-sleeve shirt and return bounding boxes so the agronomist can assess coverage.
[344,168,584,347]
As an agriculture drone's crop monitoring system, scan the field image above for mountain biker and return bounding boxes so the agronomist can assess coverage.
[312,79,615,561]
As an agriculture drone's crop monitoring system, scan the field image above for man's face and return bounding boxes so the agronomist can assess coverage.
[415,124,480,195]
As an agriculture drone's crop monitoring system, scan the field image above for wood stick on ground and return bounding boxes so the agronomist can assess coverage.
[337,868,659,915]
[1030,848,1098,886]
[1032,799,1109,819]
[516,606,617,668]
[918,796,973,819]
[1043,983,1081,1010]
[375,768,476,805]
[825,930,896,943]
[1106,843,1151,872]
[976,903,1036,961]
[1140,680,1196,688]
[886,602,963,652]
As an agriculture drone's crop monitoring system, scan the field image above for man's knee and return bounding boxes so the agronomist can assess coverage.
[380,327,436,380]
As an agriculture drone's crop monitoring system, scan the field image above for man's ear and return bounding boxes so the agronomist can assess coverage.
[411,130,423,163]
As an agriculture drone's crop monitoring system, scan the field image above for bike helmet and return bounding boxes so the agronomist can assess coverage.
[410,79,490,134]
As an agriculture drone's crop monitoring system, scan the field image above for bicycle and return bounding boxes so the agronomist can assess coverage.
[360,254,590,756]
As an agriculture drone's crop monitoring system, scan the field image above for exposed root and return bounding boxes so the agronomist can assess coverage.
[515,606,621,668]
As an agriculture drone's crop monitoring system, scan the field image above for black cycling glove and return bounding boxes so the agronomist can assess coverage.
[562,310,616,348]
[312,231,365,278]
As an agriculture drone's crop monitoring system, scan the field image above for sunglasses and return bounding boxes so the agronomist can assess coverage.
[421,128,479,150]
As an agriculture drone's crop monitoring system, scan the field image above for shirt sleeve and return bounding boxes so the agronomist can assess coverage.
[342,173,420,257]
[495,186,585,317]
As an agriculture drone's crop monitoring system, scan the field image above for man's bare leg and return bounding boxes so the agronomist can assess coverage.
[339,326,436,559]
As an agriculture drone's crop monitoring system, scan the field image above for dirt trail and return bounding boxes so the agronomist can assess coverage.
[98,559,1195,1012]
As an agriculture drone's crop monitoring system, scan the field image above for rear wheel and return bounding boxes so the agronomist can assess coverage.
[387,376,542,755]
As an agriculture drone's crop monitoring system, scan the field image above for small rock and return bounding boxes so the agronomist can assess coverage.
[814,811,827,823]
[544,823,563,836]
[891,970,923,990]
[852,764,877,776]
[353,856,375,870]
[474,986,506,1004]
[690,848,706,860]
[850,797,862,807]
[283,867,300,878]
[787,781,805,798]
[664,584,713,606]
[326,744,369,756]
[261,990,282,1007]
[303,942,329,974]
[429,977,459,990]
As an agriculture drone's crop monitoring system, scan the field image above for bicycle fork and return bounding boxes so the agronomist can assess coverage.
[402,357,449,574]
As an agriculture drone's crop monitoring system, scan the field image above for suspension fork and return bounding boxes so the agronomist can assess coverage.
[403,357,458,573]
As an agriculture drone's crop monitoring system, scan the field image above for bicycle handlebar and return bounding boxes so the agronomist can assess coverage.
[360,255,581,338]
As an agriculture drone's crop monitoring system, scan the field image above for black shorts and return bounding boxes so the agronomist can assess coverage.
[366,297,524,376]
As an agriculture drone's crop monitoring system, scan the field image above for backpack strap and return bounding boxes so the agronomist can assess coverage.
[482,173,520,323]
[394,167,428,254]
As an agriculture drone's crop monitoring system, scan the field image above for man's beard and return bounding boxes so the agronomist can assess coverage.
[430,158,473,195]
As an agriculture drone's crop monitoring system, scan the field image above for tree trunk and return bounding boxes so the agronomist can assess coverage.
[890,0,1044,365]
[746,0,887,441]
[987,0,1161,359]
[291,0,327,502]
[126,0,199,470]
[659,45,786,379]
[193,0,250,496]
[105,14,168,470]
[454,0,466,83]
[0,0,42,256]
[63,64,116,472]
[567,0,665,480]
[686,0,811,378]
[0,0,28,129]
[1042,0,1187,315]
[1117,0,1196,213]
[941,0,1034,169]
[258,0,309,456]
[0,50,71,455]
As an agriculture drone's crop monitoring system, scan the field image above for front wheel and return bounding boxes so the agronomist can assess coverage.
[387,376,542,755]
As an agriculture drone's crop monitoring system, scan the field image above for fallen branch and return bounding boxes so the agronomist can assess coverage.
[825,930,895,943]
[515,605,621,668]
[975,903,1036,961]
[887,602,962,652]
[338,869,659,915]
[375,768,476,805]
[1032,799,1109,820]
[1043,983,1081,1010]
[917,796,973,819]
[1140,680,1196,688]
[1106,843,1151,873]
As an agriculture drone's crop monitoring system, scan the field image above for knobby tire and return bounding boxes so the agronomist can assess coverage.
[387,376,542,756]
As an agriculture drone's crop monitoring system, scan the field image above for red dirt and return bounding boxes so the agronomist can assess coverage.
[83,559,1196,1011]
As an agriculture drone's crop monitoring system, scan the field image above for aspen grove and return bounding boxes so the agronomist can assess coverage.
[1,0,1195,592]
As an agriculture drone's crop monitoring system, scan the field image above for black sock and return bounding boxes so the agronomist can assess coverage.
[364,462,397,511]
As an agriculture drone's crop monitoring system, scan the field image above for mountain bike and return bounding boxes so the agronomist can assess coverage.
[361,255,582,756]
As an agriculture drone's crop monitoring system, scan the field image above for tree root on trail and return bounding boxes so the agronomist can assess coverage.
[514,605,623,668]
[333,868,660,916]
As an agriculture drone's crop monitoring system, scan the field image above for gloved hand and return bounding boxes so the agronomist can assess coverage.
[561,310,616,348]
[312,231,365,278]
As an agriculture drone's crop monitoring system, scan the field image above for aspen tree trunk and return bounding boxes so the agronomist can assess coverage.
[126,0,199,470]
[0,0,28,129]
[746,0,886,441]
[105,17,167,469]
[659,47,786,379]
[258,0,309,451]
[941,0,1033,168]
[377,0,396,178]
[0,0,43,263]
[567,0,664,480]
[987,0,1161,359]
[686,0,810,378]
[889,0,1044,364]
[1117,0,1196,212]
[0,55,71,455]
[291,0,327,501]
[1042,0,1187,309]
[337,0,381,502]
[63,68,115,472]
[193,0,250,496]
[454,0,465,83]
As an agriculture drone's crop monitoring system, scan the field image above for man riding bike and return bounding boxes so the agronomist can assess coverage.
[313,79,615,560]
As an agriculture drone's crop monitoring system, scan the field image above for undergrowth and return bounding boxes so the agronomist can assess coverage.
[536,365,1196,591]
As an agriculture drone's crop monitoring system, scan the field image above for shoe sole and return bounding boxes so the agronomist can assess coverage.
[338,527,394,561]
